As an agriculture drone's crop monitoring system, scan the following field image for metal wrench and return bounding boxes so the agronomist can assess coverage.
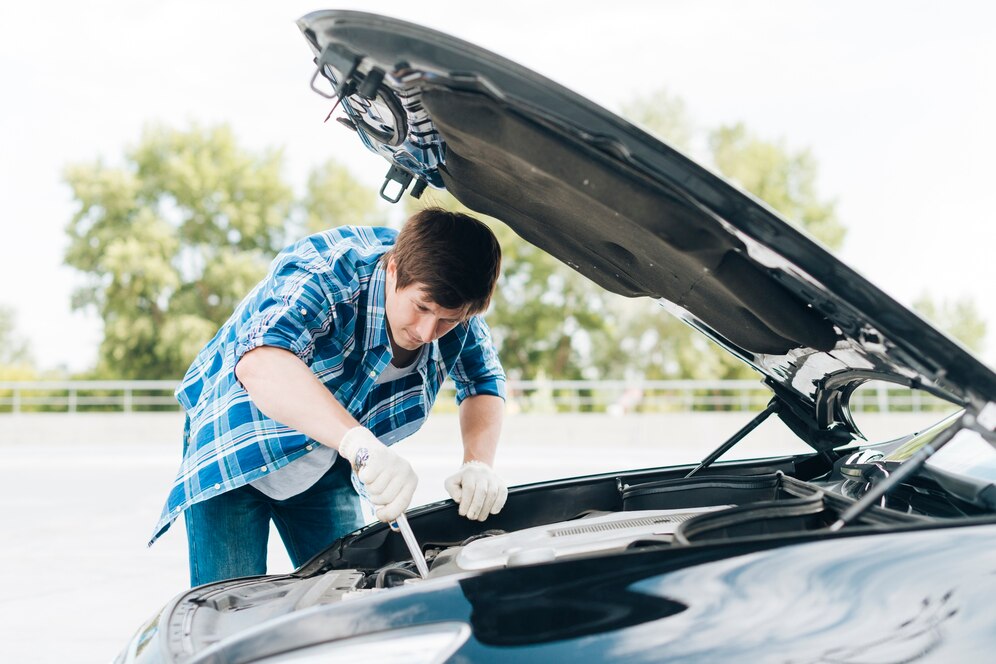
[392,513,429,579]
[351,449,429,579]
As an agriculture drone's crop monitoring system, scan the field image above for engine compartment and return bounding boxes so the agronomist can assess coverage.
[162,454,964,660]
[433,506,730,575]
[355,468,930,589]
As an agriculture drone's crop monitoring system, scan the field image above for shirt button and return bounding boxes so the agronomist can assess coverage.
[260,466,268,473]
[214,483,221,490]
[369,370,377,377]
[299,307,307,315]
[306,444,313,451]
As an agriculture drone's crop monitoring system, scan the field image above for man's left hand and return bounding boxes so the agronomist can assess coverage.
[444,461,508,521]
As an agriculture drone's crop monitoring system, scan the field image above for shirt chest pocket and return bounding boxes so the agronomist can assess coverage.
[311,338,358,404]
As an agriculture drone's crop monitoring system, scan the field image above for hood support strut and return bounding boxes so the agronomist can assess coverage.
[685,400,781,478]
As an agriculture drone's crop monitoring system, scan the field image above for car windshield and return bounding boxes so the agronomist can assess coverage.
[867,410,996,510]
[891,412,996,483]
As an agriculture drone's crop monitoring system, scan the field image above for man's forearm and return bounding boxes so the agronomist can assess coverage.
[234,346,359,449]
[458,394,504,465]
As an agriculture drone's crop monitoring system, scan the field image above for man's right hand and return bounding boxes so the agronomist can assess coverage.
[339,427,418,523]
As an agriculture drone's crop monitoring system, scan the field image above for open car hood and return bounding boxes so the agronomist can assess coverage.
[297,10,996,450]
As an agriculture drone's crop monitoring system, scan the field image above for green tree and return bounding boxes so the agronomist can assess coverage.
[589,299,748,380]
[488,224,610,380]
[65,125,284,378]
[303,160,388,232]
[0,305,31,365]
[65,125,385,379]
[913,292,987,354]
[0,305,35,379]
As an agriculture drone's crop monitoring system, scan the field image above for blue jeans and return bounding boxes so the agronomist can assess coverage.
[184,454,365,587]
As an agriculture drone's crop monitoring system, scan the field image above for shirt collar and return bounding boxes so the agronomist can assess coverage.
[363,262,444,364]
[363,263,391,352]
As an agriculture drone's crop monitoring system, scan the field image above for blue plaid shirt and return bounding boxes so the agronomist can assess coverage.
[150,226,505,545]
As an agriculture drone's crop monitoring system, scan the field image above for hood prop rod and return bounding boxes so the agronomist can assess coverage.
[828,412,972,531]
[685,401,780,478]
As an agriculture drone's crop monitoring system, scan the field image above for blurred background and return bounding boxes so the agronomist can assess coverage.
[1,1,993,662]
[2,0,993,381]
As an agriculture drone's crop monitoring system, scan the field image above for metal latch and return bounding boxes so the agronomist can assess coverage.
[380,165,413,204]
[310,43,363,99]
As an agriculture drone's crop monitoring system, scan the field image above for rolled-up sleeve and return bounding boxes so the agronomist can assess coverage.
[449,316,506,404]
[234,260,338,366]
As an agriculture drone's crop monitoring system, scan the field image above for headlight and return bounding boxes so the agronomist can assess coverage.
[252,622,471,664]
[113,609,165,664]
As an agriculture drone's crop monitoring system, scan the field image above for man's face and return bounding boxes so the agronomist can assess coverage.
[385,258,467,351]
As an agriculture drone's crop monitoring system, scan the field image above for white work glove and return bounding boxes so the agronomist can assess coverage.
[444,461,508,522]
[339,427,418,523]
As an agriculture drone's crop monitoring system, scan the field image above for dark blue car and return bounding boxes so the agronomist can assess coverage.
[115,11,996,663]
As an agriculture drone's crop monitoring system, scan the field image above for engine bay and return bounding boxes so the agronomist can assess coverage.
[162,449,981,662]
[357,468,934,589]
[162,407,996,661]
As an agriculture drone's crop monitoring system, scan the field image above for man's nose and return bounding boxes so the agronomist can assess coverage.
[414,315,437,342]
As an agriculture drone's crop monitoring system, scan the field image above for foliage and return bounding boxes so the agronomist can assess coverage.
[0,305,36,379]
[64,124,288,378]
[64,124,380,379]
[303,160,388,232]
[588,299,748,381]
[0,305,32,366]
[913,292,987,354]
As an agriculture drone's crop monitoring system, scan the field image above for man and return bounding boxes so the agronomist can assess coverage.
[149,208,508,586]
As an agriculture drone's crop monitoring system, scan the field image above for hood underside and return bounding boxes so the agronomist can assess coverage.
[297,11,996,448]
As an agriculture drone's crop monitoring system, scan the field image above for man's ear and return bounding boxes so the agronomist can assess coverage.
[385,256,397,287]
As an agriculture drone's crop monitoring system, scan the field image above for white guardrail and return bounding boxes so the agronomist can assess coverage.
[0,379,952,414]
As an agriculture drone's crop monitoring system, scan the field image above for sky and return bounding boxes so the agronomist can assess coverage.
[1,0,994,372]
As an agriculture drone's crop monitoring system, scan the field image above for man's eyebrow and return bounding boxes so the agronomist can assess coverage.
[437,308,464,321]
[415,293,468,320]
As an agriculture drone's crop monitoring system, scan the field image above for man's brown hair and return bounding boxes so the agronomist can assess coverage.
[383,207,501,316]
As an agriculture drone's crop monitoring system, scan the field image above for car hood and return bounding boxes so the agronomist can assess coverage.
[296,10,996,450]
[162,523,996,663]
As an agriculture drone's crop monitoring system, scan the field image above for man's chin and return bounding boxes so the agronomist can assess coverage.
[400,335,425,350]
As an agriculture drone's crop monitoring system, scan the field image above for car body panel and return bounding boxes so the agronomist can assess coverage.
[172,522,996,663]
